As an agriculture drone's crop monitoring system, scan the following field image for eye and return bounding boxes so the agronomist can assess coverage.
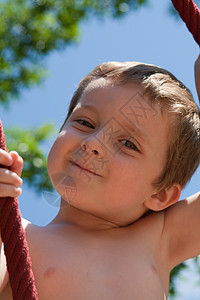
[120,139,139,152]
[75,119,94,129]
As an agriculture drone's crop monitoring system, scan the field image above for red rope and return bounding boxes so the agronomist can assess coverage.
[0,120,38,300]
[171,0,200,46]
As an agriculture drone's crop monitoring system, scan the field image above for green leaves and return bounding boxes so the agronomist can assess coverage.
[169,262,188,297]
[5,123,56,193]
[0,0,148,106]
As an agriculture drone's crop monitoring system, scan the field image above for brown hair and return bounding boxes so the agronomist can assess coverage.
[60,61,200,190]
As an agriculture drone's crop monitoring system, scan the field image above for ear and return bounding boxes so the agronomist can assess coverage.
[144,184,181,211]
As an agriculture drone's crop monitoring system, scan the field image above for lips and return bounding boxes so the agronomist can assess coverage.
[69,160,101,176]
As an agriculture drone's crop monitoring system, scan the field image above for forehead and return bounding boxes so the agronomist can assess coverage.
[84,77,112,91]
[77,78,157,119]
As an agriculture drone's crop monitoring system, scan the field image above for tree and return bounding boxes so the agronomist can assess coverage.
[0,0,148,106]
[0,1,199,298]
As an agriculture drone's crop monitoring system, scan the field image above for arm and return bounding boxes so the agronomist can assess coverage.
[195,54,200,101]
[161,192,200,271]
[0,149,23,293]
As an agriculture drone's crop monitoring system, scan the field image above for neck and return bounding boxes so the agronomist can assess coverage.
[48,198,120,231]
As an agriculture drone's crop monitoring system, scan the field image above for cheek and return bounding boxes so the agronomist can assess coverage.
[111,159,142,182]
[47,133,66,171]
[47,141,59,175]
[108,160,153,197]
[47,128,82,173]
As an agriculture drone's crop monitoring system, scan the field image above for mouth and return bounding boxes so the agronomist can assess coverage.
[69,160,101,177]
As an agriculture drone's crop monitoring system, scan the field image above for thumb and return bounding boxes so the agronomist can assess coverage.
[9,151,23,177]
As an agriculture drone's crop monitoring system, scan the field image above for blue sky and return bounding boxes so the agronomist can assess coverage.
[1,0,200,298]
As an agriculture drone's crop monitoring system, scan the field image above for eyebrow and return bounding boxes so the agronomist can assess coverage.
[74,104,149,144]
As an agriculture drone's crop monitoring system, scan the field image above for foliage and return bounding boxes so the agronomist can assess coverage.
[0,0,148,107]
[169,257,200,299]
[169,262,188,297]
[194,255,200,282]
[5,124,56,193]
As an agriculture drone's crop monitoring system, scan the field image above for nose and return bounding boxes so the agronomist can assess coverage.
[80,136,104,159]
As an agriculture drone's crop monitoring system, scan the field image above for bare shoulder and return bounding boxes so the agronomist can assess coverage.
[127,210,166,244]
[21,218,47,252]
[22,217,31,227]
[21,217,39,237]
[133,210,165,229]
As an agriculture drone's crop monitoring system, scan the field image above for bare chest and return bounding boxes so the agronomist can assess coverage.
[2,226,168,300]
[32,228,167,300]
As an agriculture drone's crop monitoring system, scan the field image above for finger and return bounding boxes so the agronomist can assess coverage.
[9,151,23,177]
[0,183,22,198]
[0,149,13,167]
[0,169,23,187]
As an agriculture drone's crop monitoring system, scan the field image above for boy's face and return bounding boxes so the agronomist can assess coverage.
[48,78,169,226]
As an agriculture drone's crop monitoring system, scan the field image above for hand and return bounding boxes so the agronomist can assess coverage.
[0,149,23,198]
[195,54,200,102]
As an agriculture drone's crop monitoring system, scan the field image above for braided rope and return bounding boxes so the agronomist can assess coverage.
[0,120,38,299]
[171,0,200,46]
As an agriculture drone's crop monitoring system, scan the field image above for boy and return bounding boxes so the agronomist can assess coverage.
[0,57,200,300]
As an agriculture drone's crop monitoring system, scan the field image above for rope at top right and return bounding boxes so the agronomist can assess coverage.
[171,0,200,46]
